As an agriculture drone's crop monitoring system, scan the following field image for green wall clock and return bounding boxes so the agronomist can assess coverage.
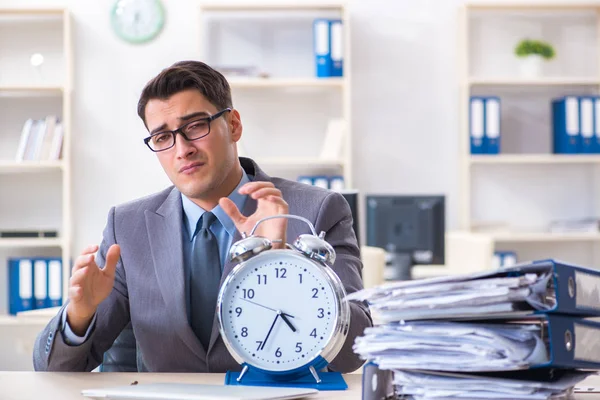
[110,0,166,44]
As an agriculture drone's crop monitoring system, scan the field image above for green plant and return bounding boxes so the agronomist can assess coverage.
[515,39,555,60]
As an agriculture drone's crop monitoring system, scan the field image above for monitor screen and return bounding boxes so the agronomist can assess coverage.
[366,195,445,269]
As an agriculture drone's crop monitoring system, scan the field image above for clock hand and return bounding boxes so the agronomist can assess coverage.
[279,312,296,333]
[241,298,295,318]
[260,313,280,351]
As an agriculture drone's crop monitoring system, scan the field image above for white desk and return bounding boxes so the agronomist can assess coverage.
[1,372,599,399]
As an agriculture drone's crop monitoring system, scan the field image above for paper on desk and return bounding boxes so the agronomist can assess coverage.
[353,321,549,372]
[345,272,553,322]
[390,369,592,400]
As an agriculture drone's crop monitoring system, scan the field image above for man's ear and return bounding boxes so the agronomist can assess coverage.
[230,109,243,142]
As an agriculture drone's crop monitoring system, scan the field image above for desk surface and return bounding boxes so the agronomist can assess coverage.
[1,372,599,399]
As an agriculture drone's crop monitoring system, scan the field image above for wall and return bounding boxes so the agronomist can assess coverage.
[0,0,464,256]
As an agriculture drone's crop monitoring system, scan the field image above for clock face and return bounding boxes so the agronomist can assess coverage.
[219,250,340,372]
[110,0,165,44]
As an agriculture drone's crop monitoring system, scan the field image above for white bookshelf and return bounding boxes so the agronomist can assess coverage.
[459,3,600,267]
[199,3,353,187]
[0,8,72,327]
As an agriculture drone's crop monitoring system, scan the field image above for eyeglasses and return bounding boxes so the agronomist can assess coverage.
[143,108,231,152]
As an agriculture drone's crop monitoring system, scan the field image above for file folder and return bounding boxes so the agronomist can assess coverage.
[594,97,600,153]
[47,258,62,307]
[552,96,580,154]
[8,258,34,315]
[329,19,343,77]
[313,19,331,78]
[470,97,485,154]
[485,96,501,154]
[580,96,595,153]
[33,259,48,309]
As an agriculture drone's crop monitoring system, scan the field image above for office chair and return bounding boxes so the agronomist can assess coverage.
[100,322,143,372]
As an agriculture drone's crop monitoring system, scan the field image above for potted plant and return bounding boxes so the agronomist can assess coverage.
[514,39,555,78]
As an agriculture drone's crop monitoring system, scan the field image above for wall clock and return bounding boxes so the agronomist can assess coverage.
[110,0,165,44]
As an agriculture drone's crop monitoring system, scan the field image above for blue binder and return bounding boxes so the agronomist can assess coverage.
[594,97,600,153]
[501,259,600,316]
[329,19,343,77]
[470,97,486,154]
[552,96,580,154]
[579,96,595,154]
[33,258,48,309]
[528,314,600,370]
[8,258,34,315]
[47,258,62,308]
[313,19,331,78]
[484,97,501,154]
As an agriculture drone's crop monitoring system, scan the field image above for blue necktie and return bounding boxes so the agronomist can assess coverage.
[190,212,222,350]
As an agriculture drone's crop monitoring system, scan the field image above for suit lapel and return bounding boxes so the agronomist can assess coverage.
[145,187,206,361]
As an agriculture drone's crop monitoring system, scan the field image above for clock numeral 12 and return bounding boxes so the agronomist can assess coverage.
[275,268,287,278]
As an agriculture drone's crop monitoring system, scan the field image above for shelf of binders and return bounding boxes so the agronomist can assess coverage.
[469,154,600,164]
[199,3,346,12]
[486,231,600,243]
[467,77,600,86]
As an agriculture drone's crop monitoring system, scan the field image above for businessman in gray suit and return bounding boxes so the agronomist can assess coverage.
[33,60,372,373]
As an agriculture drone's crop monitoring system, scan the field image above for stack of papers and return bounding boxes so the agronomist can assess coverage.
[391,369,591,400]
[346,271,554,323]
[350,259,600,400]
[355,321,548,371]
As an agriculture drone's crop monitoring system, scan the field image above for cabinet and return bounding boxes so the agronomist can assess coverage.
[198,3,353,187]
[0,8,72,330]
[458,3,600,267]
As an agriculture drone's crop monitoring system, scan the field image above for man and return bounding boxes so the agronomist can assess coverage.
[33,60,372,373]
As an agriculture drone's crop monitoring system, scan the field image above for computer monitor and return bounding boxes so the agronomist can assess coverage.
[366,195,445,280]
[339,189,360,247]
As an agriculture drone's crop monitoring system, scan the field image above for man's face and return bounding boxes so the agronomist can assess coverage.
[144,89,240,202]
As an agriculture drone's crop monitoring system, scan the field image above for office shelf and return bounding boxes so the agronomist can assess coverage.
[0,238,63,248]
[467,77,599,86]
[0,161,64,173]
[228,77,346,89]
[254,157,344,168]
[469,154,600,164]
[488,231,600,243]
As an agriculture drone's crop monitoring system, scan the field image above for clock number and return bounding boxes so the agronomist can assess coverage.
[295,342,303,353]
[312,288,319,298]
[298,274,303,284]
[257,274,267,285]
[310,328,317,338]
[241,327,248,337]
[317,308,324,318]
[235,307,242,317]
[255,341,263,351]
[275,268,287,278]
[275,347,282,358]
[242,289,255,299]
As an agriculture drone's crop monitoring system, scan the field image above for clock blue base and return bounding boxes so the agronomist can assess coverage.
[224,369,348,391]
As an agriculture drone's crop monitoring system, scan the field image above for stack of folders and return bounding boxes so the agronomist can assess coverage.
[470,96,501,155]
[8,258,63,315]
[553,96,600,154]
[348,259,600,400]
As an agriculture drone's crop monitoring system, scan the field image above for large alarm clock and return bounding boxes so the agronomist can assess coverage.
[217,214,350,389]
[110,0,165,44]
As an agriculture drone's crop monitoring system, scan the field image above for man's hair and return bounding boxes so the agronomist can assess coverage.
[137,60,233,126]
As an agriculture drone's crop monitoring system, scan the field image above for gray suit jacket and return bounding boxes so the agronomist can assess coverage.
[33,157,372,372]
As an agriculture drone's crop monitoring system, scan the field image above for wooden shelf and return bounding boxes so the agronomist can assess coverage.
[467,77,599,86]
[228,77,346,89]
[488,231,600,242]
[0,86,64,97]
[0,161,64,173]
[466,3,600,11]
[199,3,345,11]
[0,315,53,326]
[0,238,63,248]
[470,154,600,165]
[254,157,344,168]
